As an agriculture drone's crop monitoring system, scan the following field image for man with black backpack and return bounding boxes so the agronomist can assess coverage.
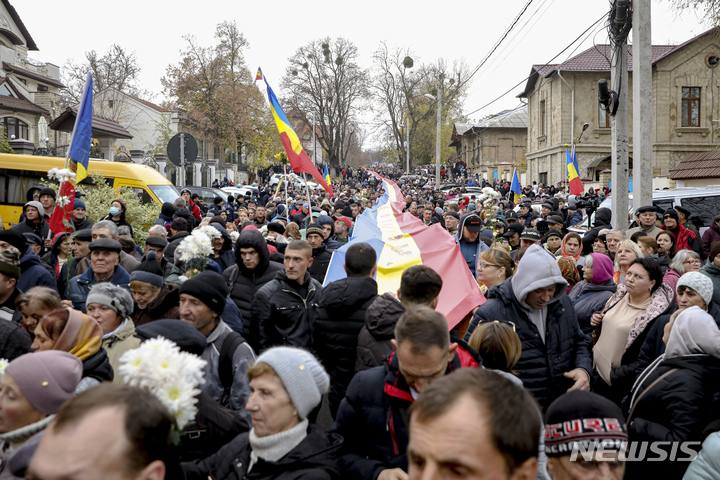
[179,270,256,422]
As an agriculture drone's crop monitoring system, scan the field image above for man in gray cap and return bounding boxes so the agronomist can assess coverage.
[456,213,489,279]
[626,205,662,239]
[67,238,131,313]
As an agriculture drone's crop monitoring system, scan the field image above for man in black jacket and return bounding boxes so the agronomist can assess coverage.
[581,207,612,255]
[464,244,592,411]
[224,229,283,348]
[250,240,323,353]
[333,306,481,480]
[165,217,190,264]
[306,225,333,284]
[315,242,378,418]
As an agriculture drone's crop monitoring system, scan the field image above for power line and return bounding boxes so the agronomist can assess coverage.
[462,13,606,118]
[456,0,538,92]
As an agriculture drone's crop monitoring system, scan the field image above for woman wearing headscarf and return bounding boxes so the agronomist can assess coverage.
[590,257,674,405]
[559,232,584,273]
[557,256,580,294]
[568,254,617,336]
[285,222,302,241]
[31,307,113,392]
[101,198,133,239]
[182,347,342,480]
[0,351,82,479]
[626,306,720,479]
[85,283,141,379]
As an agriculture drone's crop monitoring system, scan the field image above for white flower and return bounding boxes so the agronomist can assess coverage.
[0,358,9,380]
[47,168,76,183]
[57,195,72,207]
[119,338,206,430]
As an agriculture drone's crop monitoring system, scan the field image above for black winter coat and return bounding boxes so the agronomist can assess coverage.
[332,340,480,480]
[250,271,322,353]
[0,320,31,360]
[166,231,191,264]
[464,280,593,411]
[635,302,720,377]
[181,424,342,480]
[308,244,333,284]
[82,348,114,382]
[568,279,617,336]
[581,208,612,255]
[625,355,720,480]
[355,293,405,372]
[315,276,378,417]
[224,230,284,336]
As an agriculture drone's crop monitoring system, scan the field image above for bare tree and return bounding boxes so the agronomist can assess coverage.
[670,0,720,24]
[282,37,369,168]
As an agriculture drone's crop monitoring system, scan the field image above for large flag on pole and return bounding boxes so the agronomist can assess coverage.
[256,68,333,196]
[510,168,522,204]
[49,72,93,234]
[566,145,583,195]
[323,173,485,329]
[323,165,331,190]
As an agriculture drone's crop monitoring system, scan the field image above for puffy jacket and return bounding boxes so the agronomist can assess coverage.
[662,223,702,256]
[308,244,333,284]
[224,230,284,327]
[101,319,141,382]
[315,276,378,417]
[331,340,480,480]
[81,348,114,383]
[67,265,131,313]
[464,246,593,411]
[593,282,675,402]
[130,284,181,327]
[17,247,56,293]
[702,221,720,259]
[567,279,617,336]
[250,271,322,353]
[701,262,720,306]
[356,293,405,372]
[683,432,720,480]
[182,423,342,480]
[0,320,31,361]
[200,320,255,421]
[581,208,612,255]
[625,355,720,480]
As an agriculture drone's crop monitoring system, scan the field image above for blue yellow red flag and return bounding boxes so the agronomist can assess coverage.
[323,165,331,189]
[510,168,522,204]
[566,145,583,195]
[262,71,333,196]
[253,67,263,85]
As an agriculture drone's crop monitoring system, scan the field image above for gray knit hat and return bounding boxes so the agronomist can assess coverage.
[255,347,329,419]
[86,283,134,318]
[677,272,714,307]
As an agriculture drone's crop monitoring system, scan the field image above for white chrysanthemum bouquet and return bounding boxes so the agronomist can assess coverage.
[0,358,8,380]
[119,337,206,430]
[175,225,222,279]
[478,187,501,208]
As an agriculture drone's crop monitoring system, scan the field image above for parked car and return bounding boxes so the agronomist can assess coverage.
[222,185,257,198]
[183,186,229,206]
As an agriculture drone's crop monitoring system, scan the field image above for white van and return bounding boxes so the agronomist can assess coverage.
[571,187,720,236]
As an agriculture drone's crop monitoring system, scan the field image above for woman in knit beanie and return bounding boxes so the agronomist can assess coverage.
[86,283,141,381]
[567,253,617,336]
[181,346,342,480]
[130,250,181,328]
[31,307,114,392]
[0,351,82,479]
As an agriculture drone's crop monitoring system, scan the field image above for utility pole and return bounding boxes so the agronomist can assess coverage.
[435,73,443,188]
[406,116,410,174]
[633,0,653,211]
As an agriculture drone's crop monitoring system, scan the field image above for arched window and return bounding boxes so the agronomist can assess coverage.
[2,117,28,140]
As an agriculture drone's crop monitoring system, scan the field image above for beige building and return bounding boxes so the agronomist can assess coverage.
[518,27,720,189]
[450,106,528,182]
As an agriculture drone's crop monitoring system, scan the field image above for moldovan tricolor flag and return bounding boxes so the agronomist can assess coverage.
[566,145,583,195]
[49,72,93,234]
[510,168,522,204]
[323,165,331,189]
[258,70,333,196]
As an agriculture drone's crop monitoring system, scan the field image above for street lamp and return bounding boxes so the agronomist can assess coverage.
[424,90,442,189]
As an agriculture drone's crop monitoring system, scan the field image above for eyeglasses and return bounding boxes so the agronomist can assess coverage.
[477,262,500,270]
[683,259,701,265]
[485,320,516,332]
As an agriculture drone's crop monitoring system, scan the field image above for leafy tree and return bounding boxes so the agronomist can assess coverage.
[282,37,370,168]
[162,21,278,166]
[0,125,15,154]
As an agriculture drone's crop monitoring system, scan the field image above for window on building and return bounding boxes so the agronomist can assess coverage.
[599,105,610,128]
[0,84,12,97]
[539,172,548,186]
[108,100,114,108]
[540,100,546,136]
[2,117,28,140]
[681,87,701,127]
[37,84,48,92]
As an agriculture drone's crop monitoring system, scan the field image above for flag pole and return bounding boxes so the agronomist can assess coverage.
[304,172,313,224]
[284,163,288,214]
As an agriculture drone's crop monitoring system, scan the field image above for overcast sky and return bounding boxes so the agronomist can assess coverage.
[17,0,709,146]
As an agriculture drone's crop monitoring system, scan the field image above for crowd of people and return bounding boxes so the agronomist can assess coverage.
[0,173,717,480]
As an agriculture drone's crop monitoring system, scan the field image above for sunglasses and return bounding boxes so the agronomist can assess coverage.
[487,320,516,332]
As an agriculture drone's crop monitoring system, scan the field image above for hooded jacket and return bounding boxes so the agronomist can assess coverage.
[17,247,56,293]
[224,230,284,332]
[702,221,720,259]
[10,201,50,239]
[250,270,323,353]
[464,245,593,410]
[625,307,720,480]
[210,222,235,272]
[332,340,480,480]
[356,293,405,372]
[308,244,333,284]
[455,212,490,279]
[581,207,612,255]
[315,276,378,417]
[181,423,342,480]
[315,215,342,250]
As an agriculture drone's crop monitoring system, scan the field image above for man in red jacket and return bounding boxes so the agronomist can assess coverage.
[181,189,202,221]
[662,209,701,255]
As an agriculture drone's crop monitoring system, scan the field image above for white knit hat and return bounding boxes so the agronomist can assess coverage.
[677,272,714,307]
[255,347,330,419]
